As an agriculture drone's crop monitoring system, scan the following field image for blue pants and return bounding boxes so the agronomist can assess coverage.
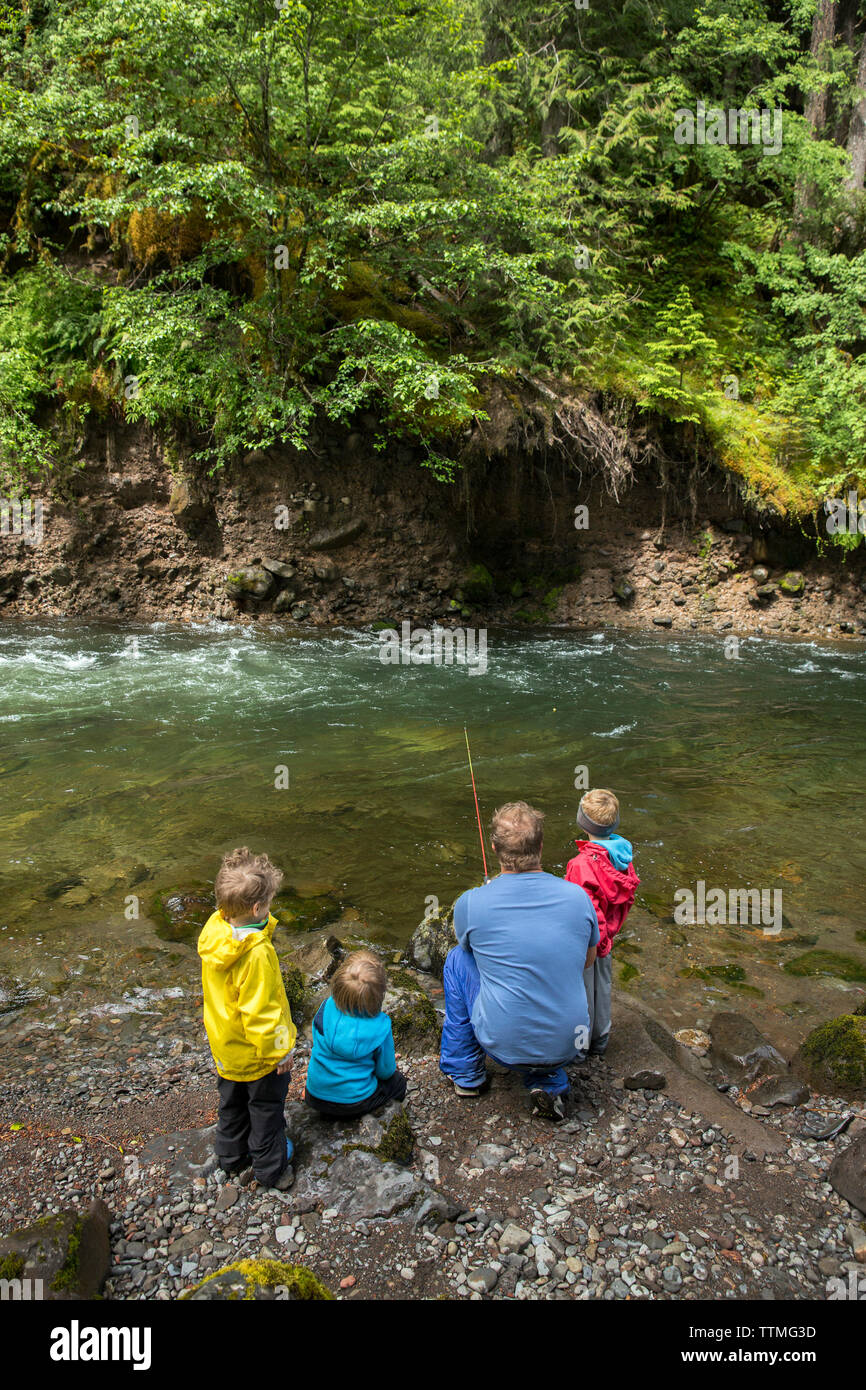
[439,947,569,1095]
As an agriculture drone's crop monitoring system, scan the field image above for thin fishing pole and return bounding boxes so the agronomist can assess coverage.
[464,726,489,880]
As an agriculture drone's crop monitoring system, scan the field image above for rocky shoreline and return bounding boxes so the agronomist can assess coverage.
[1,426,864,644]
[2,911,865,1303]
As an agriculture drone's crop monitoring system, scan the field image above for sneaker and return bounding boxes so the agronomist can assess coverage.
[449,1075,491,1098]
[530,1088,568,1121]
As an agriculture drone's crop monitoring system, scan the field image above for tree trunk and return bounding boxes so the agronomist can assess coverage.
[846,32,866,190]
[804,0,838,135]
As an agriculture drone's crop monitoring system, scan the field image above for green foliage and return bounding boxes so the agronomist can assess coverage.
[2,0,866,512]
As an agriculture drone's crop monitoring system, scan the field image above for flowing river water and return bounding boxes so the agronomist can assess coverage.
[1,619,864,1051]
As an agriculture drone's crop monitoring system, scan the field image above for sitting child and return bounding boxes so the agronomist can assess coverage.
[198,847,296,1189]
[564,788,640,1057]
[305,950,407,1118]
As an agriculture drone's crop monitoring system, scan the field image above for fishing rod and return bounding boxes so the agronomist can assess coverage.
[463,726,490,883]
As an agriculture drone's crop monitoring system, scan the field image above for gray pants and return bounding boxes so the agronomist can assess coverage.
[583,954,612,1055]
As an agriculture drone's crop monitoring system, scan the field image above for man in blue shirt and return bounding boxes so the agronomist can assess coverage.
[439,800,599,1120]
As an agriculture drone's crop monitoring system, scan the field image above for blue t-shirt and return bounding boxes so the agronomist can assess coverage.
[454,871,599,1066]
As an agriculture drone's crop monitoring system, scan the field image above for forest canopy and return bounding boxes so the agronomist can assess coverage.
[2,0,866,527]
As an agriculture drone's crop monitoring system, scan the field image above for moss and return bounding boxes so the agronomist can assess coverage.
[376,1110,415,1165]
[148,884,213,943]
[783,951,866,983]
[0,1253,25,1281]
[280,963,307,1020]
[182,1258,333,1301]
[49,1216,83,1294]
[706,964,747,983]
[272,890,342,932]
[461,563,494,604]
[344,1109,415,1166]
[388,989,440,1050]
[798,1014,866,1097]
[856,930,866,945]
[677,965,709,980]
[619,961,640,983]
[614,939,643,957]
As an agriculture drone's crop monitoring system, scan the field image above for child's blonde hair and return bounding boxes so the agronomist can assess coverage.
[331,950,387,1018]
[581,788,620,829]
[215,847,283,918]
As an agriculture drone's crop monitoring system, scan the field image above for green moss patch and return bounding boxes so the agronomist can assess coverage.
[0,1253,25,1281]
[783,951,866,983]
[344,1109,415,1166]
[797,1014,866,1098]
[49,1216,83,1294]
[183,1259,333,1301]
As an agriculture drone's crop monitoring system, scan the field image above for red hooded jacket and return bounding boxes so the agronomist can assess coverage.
[564,839,640,958]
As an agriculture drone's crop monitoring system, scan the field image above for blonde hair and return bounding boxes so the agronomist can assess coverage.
[581,788,620,828]
[490,800,545,872]
[215,847,283,919]
[331,951,387,1018]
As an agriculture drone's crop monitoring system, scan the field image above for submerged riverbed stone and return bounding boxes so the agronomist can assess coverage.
[783,951,866,984]
[795,1013,866,1099]
[149,884,213,943]
[708,1011,787,1083]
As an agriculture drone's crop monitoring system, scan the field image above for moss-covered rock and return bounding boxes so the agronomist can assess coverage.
[272,890,343,933]
[779,570,805,596]
[149,884,213,943]
[461,563,494,604]
[280,963,307,1020]
[795,1013,866,1098]
[344,1110,416,1166]
[182,1259,333,1301]
[224,566,276,601]
[783,951,866,983]
[406,903,457,976]
[0,1200,110,1300]
[385,985,440,1053]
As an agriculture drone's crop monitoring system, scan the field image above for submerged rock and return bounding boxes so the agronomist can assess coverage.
[794,1013,866,1099]
[0,1200,110,1299]
[783,951,866,983]
[708,1012,787,1083]
[749,1073,810,1108]
[149,885,213,942]
[272,890,343,932]
[182,1259,332,1301]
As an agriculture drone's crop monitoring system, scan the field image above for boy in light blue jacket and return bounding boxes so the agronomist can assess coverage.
[304,950,407,1117]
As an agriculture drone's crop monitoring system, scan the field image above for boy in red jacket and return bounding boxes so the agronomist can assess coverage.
[564,788,639,1057]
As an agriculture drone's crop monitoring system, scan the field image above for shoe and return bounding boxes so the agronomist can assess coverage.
[449,1075,491,1098]
[271,1163,295,1191]
[530,1088,568,1121]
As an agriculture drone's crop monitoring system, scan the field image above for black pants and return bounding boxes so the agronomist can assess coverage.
[304,1068,407,1120]
[215,1069,291,1186]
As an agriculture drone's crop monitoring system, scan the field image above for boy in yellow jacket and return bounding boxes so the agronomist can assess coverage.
[198,847,297,1189]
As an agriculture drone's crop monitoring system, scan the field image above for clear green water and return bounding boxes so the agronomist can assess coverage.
[1,619,865,1045]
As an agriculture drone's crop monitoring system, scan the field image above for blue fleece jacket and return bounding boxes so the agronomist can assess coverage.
[305,995,396,1104]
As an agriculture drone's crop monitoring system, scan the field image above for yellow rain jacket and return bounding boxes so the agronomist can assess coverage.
[197,910,297,1082]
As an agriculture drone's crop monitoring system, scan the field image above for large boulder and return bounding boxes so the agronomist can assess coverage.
[224,566,276,601]
[794,1013,866,1099]
[405,903,457,977]
[0,1200,110,1299]
[708,1011,788,1083]
[828,1133,866,1215]
[168,479,212,525]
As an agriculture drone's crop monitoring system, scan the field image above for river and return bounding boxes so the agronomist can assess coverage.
[1,619,864,1049]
